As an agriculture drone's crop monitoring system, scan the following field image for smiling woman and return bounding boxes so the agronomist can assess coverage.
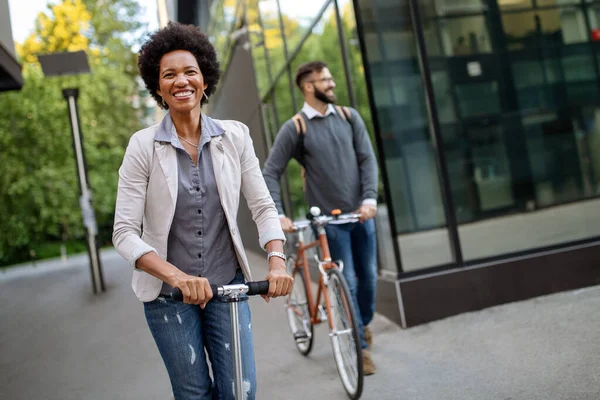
[157,50,208,111]
[113,22,293,400]
[155,50,209,158]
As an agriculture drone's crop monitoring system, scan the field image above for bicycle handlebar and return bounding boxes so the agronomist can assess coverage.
[171,280,270,302]
[291,211,362,231]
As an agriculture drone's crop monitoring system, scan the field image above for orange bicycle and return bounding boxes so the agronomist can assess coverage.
[284,207,364,400]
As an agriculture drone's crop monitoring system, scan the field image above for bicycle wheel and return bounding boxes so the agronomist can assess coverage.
[285,257,314,355]
[326,268,363,399]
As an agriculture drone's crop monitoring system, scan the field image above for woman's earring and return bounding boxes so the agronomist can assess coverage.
[203,91,209,101]
[161,97,167,108]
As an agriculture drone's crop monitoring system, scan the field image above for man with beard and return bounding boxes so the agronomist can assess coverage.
[262,61,379,375]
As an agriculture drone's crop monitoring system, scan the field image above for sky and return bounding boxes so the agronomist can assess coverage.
[7,0,159,44]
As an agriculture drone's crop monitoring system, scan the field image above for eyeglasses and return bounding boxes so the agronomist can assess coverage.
[307,77,335,84]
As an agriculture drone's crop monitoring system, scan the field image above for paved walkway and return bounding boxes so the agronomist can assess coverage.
[1,249,599,399]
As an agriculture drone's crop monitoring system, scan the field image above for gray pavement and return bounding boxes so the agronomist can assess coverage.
[1,249,599,400]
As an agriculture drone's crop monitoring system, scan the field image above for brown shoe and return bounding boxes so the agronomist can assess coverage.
[364,326,373,349]
[362,349,376,375]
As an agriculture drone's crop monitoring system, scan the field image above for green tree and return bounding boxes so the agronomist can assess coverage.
[81,0,145,76]
[0,0,147,265]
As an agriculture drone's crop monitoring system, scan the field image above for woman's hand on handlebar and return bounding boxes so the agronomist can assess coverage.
[279,215,295,233]
[262,258,293,303]
[170,274,213,308]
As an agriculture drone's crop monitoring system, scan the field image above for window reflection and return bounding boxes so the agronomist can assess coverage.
[246,0,272,96]
[587,3,600,32]
[537,0,580,6]
[258,0,286,77]
[278,0,329,52]
[356,0,600,268]
[356,0,454,270]
[440,16,492,55]
[497,0,532,10]
[502,8,588,49]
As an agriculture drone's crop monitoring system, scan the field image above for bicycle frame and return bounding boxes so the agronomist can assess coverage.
[290,225,338,330]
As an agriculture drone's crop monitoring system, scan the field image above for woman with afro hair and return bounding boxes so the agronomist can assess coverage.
[112,22,292,399]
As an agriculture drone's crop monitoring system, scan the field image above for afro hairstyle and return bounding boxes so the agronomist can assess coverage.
[138,22,221,109]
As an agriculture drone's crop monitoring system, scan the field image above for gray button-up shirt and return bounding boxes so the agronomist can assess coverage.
[156,114,239,295]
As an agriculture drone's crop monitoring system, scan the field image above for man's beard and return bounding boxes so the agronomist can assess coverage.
[313,85,336,104]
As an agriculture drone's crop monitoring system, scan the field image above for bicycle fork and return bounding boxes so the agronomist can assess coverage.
[316,256,347,339]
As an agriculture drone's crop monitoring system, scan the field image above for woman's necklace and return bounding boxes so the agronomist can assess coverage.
[177,134,200,148]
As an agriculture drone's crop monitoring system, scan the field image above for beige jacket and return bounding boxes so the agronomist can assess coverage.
[112,115,285,302]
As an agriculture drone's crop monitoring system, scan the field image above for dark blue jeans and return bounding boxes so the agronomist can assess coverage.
[144,270,256,400]
[325,218,377,349]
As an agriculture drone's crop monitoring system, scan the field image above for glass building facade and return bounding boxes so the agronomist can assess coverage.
[170,0,600,326]
[356,0,600,272]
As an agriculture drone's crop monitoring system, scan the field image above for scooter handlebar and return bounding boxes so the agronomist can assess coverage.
[170,280,270,302]
[246,280,270,296]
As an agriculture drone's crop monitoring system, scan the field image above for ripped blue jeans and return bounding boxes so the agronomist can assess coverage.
[144,270,256,400]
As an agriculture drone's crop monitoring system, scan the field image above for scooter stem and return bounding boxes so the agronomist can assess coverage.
[230,299,244,399]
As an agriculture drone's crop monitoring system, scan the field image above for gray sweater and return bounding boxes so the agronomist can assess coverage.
[262,107,378,216]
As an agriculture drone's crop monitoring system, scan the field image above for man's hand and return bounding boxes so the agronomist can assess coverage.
[262,257,293,303]
[357,204,377,223]
[279,215,295,233]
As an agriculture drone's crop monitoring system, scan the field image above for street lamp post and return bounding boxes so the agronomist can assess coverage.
[39,51,105,294]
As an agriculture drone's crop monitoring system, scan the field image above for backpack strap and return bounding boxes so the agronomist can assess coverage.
[292,113,306,134]
[335,105,352,122]
[291,113,308,192]
[291,113,307,166]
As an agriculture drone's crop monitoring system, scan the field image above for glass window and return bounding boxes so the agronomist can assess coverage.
[207,3,228,63]
[206,0,241,66]
[267,75,308,218]
[537,0,580,6]
[456,82,501,117]
[438,16,492,56]
[498,0,533,11]
[258,0,287,77]
[423,0,488,16]
[355,0,455,271]
[382,0,600,265]
[502,8,588,50]
[511,57,553,110]
[341,0,376,135]
[278,0,329,53]
[432,70,458,124]
[587,2,600,31]
[246,0,272,96]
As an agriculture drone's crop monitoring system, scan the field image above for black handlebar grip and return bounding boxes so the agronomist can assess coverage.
[171,289,183,302]
[246,280,270,296]
[170,285,219,302]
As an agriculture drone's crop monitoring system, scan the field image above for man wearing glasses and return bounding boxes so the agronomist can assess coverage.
[262,60,379,375]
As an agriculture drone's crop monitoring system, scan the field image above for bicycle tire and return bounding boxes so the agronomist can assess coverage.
[285,257,314,356]
[326,268,364,399]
